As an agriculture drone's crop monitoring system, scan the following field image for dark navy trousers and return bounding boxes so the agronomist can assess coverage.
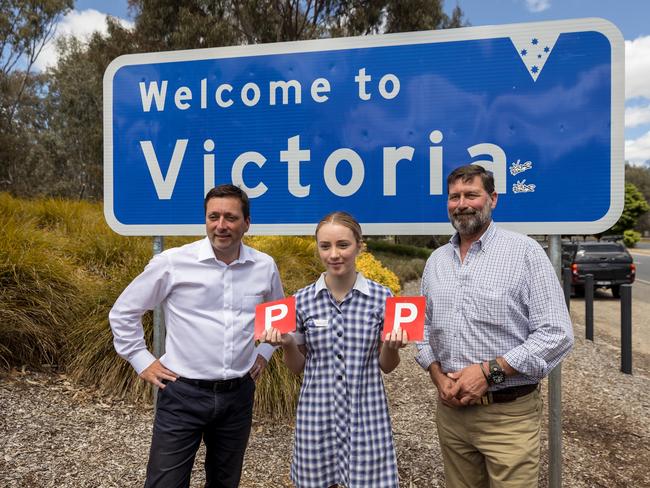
[144,375,255,488]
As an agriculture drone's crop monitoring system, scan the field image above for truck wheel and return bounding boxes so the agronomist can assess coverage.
[611,285,621,298]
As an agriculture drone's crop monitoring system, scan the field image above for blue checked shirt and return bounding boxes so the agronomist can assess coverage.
[415,222,573,389]
[291,273,398,488]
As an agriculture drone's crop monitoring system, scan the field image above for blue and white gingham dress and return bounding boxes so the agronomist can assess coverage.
[290,273,399,488]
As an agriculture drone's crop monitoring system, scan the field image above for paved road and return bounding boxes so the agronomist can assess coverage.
[635,239,650,250]
[630,248,650,285]
[570,280,650,356]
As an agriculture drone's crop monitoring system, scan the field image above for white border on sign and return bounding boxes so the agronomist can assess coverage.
[103,17,624,236]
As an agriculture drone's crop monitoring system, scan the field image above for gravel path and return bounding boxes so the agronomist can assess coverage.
[1,281,649,487]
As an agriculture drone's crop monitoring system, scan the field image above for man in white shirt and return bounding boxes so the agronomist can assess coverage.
[109,184,284,488]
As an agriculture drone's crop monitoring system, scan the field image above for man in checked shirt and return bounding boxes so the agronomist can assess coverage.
[416,164,573,488]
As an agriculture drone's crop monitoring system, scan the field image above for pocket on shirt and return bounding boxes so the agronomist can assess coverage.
[305,322,330,350]
[468,288,508,326]
[239,294,263,314]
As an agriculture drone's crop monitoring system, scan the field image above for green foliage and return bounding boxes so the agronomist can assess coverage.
[371,251,427,285]
[623,229,642,248]
[384,0,465,33]
[626,164,650,201]
[0,0,73,74]
[626,164,650,233]
[0,0,73,196]
[608,183,650,235]
[366,239,432,259]
[356,252,401,295]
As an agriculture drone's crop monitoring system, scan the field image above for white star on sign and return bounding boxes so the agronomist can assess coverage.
[510,30,559,81]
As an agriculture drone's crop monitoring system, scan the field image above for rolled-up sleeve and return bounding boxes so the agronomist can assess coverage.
[503,247,574,381]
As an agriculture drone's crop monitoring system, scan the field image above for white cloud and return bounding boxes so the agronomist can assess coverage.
[625,130,650,165]
[626,104,650,128]
[626,35,650,100]
[524,0,551,13]
[34,9,133,71]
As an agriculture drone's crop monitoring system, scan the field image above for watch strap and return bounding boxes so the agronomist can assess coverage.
[488,359,502,374]
[479,362,491,384]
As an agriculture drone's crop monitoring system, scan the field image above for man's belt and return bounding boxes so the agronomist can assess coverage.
[177,374,250,392]
[480,383,539,405]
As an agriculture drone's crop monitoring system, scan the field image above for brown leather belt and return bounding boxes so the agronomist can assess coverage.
[176,374,250,392]
[481,383,539,405]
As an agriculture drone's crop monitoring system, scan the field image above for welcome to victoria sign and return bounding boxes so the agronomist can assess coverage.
[103,18,624,236]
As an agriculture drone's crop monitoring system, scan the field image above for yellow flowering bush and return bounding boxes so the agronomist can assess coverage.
[356,251,402,295]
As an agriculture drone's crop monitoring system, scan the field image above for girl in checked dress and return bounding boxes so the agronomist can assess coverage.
[262,211,407,488]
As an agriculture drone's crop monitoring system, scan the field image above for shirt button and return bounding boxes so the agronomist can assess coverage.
[337,375,343,381]
[337,331,342,337]
[337,354,343,360]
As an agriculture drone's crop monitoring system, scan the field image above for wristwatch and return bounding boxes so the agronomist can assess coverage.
[487,359,506,385]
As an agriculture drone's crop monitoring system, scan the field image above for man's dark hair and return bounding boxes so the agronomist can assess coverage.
[447,164,495,194]
[204,184,250,219]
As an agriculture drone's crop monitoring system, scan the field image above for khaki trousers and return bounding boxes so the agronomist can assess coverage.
[436,389,542,488]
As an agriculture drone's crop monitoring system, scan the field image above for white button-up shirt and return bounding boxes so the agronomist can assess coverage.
[109,237,284,380]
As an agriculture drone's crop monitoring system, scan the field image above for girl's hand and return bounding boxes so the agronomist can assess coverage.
[383,327,408,350]
[260,327,296,348]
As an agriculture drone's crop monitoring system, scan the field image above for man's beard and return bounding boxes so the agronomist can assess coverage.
[449,201,492,236]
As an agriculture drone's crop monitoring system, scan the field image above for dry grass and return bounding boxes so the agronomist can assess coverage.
[0,194,402,416]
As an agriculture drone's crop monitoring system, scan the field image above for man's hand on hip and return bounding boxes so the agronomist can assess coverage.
[446,363,489,406]
[139,359,178,389]
[248,354,268,382]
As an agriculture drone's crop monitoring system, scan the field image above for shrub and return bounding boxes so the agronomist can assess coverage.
[0,208,85,368]
[623,229,641,248]
[356,252,401,295]
[366,239,432,259]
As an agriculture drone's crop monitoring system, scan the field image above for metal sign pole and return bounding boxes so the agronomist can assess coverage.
[152,235,165,409]
[547,235,563,488]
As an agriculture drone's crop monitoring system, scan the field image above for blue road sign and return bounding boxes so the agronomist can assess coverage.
[103,18,623,236]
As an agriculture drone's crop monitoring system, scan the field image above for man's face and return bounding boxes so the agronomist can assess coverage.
[205,197,250,264]
[447,176,497,236]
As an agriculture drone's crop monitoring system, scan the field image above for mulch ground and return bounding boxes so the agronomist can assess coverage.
[1,286,649,487]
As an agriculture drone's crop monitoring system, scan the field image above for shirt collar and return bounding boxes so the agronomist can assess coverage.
[450,221,497,252]
[313,272,370,298]
[198,237,256,264]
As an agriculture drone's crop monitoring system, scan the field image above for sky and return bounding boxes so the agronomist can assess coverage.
[36,0,650,166]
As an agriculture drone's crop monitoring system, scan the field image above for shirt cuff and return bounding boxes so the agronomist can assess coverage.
[415,346,437,371]
[130,350,157,375]
[503,346,542,382]
[255,342,276,362]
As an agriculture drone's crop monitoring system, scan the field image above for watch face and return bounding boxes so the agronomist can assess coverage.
[490,370,506,384]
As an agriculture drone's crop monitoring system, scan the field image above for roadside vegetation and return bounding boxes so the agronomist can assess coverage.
[366,238,433,285]
[0,194,408,418]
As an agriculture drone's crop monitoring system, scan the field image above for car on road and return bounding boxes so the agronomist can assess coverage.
[562,241,636,298]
